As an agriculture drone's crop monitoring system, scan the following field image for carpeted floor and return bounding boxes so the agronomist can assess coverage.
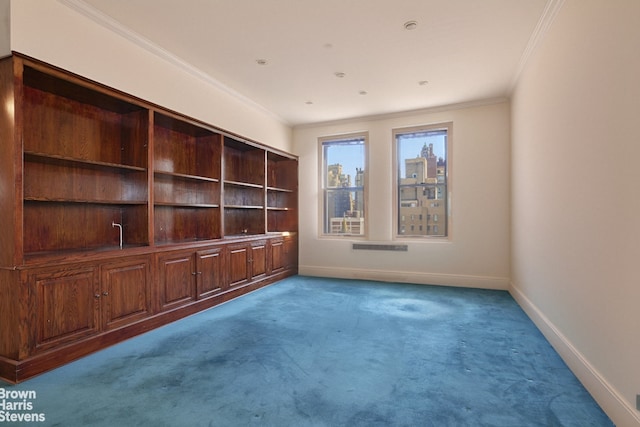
[1,276,613,426]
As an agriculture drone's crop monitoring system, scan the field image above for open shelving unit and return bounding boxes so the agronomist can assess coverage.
[153,112,222,244]
[21,64,149,256]
[223,136,267,236]
[0,53,298,384]
[266,151,298,233]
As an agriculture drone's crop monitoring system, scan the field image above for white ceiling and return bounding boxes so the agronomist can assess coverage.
[76,0,552,126]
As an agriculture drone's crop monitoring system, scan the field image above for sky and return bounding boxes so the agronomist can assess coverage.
[325,133,446,181]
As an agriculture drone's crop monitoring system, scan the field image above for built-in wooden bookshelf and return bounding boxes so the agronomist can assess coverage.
[153,112,222,244]
[223,136,267,236]
[21,65,150,256]
[267,151,298,233]
[0,53,297,384]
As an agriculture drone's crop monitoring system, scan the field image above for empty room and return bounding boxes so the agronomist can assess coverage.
[0,0,638,426]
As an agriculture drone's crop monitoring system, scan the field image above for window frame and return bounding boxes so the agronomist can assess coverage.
[318,132,368,238]
[392,122,452,240]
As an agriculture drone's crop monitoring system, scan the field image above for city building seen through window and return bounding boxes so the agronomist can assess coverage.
[395,123,450,237]
[320,134,366,236]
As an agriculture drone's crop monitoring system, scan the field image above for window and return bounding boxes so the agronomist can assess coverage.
[394,123,450,237]
[320,134,366,235]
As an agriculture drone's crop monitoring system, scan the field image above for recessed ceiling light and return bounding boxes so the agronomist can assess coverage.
[419,80,429,86]
[359,90,368,95]
[305,101,314,105]
[404,20,418,30]
[256,59,268,65]
[334,72,346,78]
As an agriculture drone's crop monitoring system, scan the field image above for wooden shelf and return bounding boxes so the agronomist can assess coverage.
[153,112,222,244]
[22,82,148,168]
[267,152,297,192]
[224,136,265,186]
[24,197,147,205]
[154,170,219,183]
[224,180,264,189]
[23,155,148,207]
[154,205,221,244]
[225,205,264,209]
[223,208,266,235]
[265,151,297,234]
[23,203,149,255]
[224,184,264,210]
[25,151,147,172]
[154,176,219,207]
[154,112,221,179]
[267,186,294,193]
[154,202,220,208]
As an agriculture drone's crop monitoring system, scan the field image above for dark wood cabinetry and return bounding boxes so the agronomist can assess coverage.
[101,257,152,331]
[30,255,152,352]
[31,265,101,352]
[196,246,225,299]
[227,239,269,288]
[0,53,297,384]
[270,237,286,274]
[157,250,198,311]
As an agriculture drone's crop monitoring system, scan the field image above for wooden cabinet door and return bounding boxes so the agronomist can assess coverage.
[32,266,100,351]
[270,238,285,274]
[284,235,298,272]
[249,240,268,280]
[228,243,250,288]
[157,251,196,310]
[196,247,225,299]
[101,257,152,330]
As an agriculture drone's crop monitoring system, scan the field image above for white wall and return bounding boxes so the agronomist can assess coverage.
[293,100,511,289]
[9,0,292,152]
[0,0,9,56]
[511,1,640,425]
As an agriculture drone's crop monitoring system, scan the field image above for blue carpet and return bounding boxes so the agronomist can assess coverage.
[1,276,613,426]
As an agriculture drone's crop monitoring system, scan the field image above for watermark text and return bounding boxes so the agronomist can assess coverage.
[0,388,46,423]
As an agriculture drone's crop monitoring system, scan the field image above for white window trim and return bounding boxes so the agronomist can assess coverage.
[318,132,369,239]
[392,122,452,241]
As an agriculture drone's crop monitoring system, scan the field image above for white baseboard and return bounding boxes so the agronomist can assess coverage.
[510,282,640,427]
[299,265,510,290]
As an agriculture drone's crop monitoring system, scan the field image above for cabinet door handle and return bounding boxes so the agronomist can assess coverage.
[94,294,101,299]
[102,291,109,296]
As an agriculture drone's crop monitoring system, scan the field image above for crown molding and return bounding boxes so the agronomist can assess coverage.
[510,0,565,91]
[293,97,509,130]
[57,0,289,125]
